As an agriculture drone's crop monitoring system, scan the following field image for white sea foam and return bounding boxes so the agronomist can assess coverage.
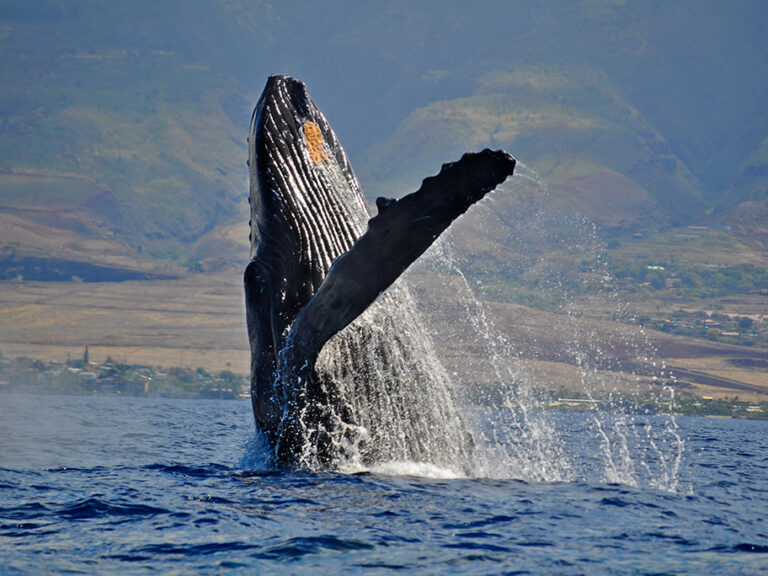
[344,460,468,480]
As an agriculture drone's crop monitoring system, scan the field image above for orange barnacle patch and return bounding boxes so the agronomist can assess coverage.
[303,121,329,165]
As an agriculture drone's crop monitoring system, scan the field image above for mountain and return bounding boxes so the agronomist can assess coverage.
[358,65,706,231]
[1,0,767,275]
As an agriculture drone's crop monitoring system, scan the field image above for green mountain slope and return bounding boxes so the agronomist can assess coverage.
[359,65,706,229]
[0,0,766,272]
[0,1,257,266]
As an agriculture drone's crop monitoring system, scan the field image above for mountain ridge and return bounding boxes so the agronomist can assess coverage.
[0,0,766,273]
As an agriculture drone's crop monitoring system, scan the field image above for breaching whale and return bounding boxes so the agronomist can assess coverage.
[246,75,515,469]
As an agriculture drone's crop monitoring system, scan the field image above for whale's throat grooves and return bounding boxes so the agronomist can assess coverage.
[250,76,368,293]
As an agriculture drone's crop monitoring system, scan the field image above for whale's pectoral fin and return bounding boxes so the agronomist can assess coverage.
[288,148,516,361]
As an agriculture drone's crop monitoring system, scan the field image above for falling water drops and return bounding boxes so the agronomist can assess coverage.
[406,162,686,490]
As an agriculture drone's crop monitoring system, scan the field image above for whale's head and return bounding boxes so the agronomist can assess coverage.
[248,75,369,294]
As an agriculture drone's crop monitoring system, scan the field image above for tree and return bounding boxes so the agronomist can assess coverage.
[739,317,754,330]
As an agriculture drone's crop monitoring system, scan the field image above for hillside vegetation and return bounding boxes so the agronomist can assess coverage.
[1,0,767,275]
[359,65,706,230]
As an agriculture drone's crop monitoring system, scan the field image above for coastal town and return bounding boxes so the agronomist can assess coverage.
[2,347,766,419]
[0,347,249,400]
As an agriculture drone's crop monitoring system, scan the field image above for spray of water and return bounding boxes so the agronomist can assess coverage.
[241,161,686,490]
[418,239,572,482]
[405,161,686,490]
[266,281,481,476]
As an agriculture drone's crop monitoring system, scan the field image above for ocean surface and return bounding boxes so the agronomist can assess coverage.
[1,393,768,575]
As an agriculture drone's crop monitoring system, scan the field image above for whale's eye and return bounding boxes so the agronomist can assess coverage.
[303,121,329,165]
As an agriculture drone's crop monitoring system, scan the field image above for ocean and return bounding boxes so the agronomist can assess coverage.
[1,393,767,575]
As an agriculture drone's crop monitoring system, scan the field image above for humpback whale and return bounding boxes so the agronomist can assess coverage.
[246,75,515,469]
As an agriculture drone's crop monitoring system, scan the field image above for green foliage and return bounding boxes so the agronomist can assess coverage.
[739,317,754,330]
[634,308,768,347]
[0,355,248,398]
[0,0,766,266]
[611,260,768,298]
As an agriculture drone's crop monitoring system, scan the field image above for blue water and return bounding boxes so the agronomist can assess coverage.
[2,394,768,574]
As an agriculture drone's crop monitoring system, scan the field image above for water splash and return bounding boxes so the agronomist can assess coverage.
[420,239,572,483]
[244,161,685,491]
[269,281,480,475]
[405,161,686,490]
